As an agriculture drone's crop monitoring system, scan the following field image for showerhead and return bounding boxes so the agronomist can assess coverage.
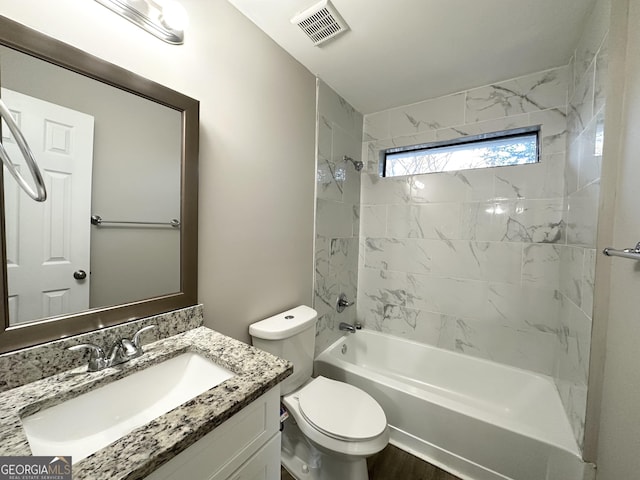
[344,155,364,172]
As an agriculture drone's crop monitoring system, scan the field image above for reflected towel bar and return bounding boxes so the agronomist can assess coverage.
[602,242,640,260]
[91,214,180,228]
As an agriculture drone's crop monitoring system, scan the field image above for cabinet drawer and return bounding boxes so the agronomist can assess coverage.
[227,433,281,480]
[145,387,279,480]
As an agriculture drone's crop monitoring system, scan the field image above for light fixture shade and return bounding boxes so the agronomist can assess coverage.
[94,0,187,45]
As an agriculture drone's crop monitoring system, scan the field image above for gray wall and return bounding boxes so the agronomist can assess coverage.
[593,0,640,475]
[0,0,317,342]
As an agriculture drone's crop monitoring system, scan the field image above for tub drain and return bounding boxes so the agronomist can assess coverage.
[341,344,347,354]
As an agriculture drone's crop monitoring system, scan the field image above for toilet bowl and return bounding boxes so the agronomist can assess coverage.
[249,306,389,480]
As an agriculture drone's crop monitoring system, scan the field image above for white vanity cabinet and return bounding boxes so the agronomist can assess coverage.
[145,387,281,480]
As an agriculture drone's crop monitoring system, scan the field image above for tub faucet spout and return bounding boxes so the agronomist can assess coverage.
[339,322,356,333]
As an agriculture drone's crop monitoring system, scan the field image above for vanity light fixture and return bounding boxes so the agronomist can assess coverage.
[94,0,188,45]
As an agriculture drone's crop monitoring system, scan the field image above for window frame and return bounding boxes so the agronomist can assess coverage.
[381,125,542,178]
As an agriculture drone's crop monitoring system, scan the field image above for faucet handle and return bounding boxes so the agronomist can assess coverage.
[132,324,156,351]
[336,293,354,313]
[120,338,138,357]
[67,343,107,371]
[106,339,134,366]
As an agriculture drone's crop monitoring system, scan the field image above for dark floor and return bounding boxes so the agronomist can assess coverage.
[280,444,462,480]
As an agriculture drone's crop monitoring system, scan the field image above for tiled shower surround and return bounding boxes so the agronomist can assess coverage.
[314,0,608,453]
[557,0,609,450]
[314,80,364,354]
[359,67,570,376]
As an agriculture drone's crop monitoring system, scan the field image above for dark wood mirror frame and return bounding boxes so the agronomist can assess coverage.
[0,16,199,354]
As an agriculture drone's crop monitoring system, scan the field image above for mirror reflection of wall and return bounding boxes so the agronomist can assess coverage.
[0,45,182,325]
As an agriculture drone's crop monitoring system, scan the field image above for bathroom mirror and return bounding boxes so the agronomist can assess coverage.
[0,16,199,354]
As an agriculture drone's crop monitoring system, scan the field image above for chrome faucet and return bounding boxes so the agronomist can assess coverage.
[68,324,156,372]
[339,321,362,333]
[339,322,356,333]
[129,324,157,359]
[336,293,354,313]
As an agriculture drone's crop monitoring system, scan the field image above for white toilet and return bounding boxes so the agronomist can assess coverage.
[249,305,389,480]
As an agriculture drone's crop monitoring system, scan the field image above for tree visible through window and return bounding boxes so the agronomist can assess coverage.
[383,126,540,177]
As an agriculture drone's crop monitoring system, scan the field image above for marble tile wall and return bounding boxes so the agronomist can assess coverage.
[359,66,569,377]
[557,0,610,451]
[314,80,364,354]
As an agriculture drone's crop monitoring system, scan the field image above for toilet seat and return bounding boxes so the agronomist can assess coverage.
[295,376,387,441]
[282,376,390,457]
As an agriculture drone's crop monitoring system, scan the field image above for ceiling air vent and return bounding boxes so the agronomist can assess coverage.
[291,0,349,47]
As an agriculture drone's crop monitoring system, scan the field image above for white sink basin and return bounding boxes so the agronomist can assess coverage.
[21,352,234,463]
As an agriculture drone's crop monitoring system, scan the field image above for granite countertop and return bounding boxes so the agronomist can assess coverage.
[0,326,292,480]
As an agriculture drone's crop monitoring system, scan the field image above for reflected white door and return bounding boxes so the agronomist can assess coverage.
[1,88,94,324]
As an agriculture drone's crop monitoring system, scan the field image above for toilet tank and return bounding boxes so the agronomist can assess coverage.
[249,305,318,395]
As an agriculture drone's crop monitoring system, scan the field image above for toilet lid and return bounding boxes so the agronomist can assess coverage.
[297,376,387,441]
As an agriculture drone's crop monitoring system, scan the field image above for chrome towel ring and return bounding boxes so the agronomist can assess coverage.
[603,242,640,260]
[0,98,47,202]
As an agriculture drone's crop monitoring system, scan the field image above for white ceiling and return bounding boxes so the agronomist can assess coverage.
[228,0,595,114]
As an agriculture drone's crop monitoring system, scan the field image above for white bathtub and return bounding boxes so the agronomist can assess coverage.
[314,330,595,480]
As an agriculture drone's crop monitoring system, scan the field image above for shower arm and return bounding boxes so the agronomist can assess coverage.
[343,155,364,171]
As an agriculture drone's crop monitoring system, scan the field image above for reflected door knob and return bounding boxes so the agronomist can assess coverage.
[73,270,87,280]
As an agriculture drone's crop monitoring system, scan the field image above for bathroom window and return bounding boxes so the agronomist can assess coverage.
[382,126,540,177]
